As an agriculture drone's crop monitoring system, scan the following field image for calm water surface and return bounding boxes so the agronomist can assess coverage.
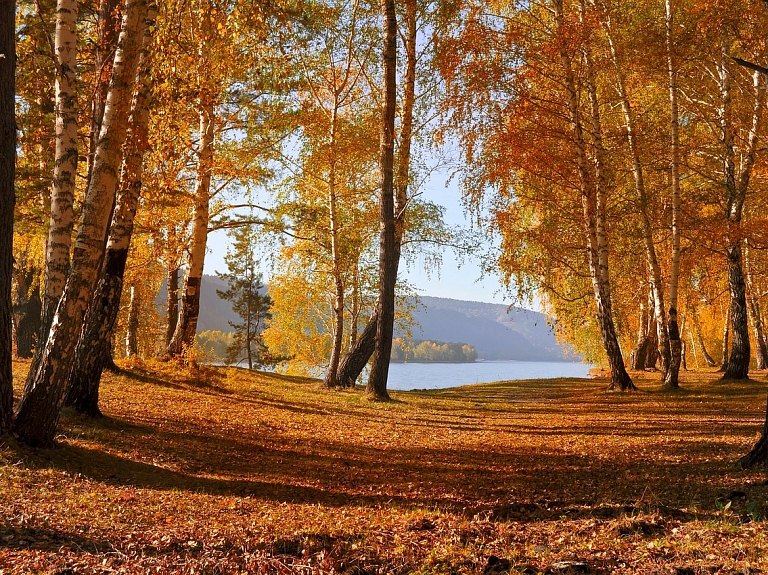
[386,360,593,390]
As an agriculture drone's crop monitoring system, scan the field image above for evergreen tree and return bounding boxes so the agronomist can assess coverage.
[216,225,274,370]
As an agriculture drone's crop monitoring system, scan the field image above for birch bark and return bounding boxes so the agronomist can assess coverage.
[721,54,764,379]
[165,100,215,357]
[15,0,150,447]
[665,0,682,388]
[65,3,155,416]
[595,2,671,379]
[367,0,398,400]
[39,0,78,343]
[555,0,633,391]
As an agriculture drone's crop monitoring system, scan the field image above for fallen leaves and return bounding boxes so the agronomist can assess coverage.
[1,362,768,573]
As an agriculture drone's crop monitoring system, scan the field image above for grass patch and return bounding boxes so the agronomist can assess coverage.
[1,361,768,573]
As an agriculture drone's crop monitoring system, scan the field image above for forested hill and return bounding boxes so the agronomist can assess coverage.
[180,276,574,362]
[401,297,573,362]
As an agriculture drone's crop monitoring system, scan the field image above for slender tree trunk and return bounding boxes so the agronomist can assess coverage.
[724,241,751,379]
[125,285,139,357]
[597,3,670,379]
[688,325,698,368]
[324,108,344,388]
[166,99,214,357]
[630,292,649,370]
[166,265,179,346]
[720,49,763,379]
[367,0,398,400]
[557,0,633,391]
[86,0,121,188]
[14,0,149,447]
[689,304,716,367]
[749,299,768,370]
[721,305,730,372]
[0,0,17,433]
[664,0,682,388]
[37,0,78,350]
[65,5,155,415]
[337,0,416,390]
[745,245,768,369]
[645,317,659,370]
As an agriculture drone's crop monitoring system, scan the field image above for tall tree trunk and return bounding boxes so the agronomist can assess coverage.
[664,0,682,388]
[596,1,670,379]
[337,0,416,389]
[630,289,650,370]
[556,0,633,391]
[749,299,768,370]
[65,4,155,416]
[86,0,121,188]
[14,0,149,447]
[687,324,698,368]
[125,285,139,357]
[324,107,344,388]
[165,98,214,357]
[721,63,763,379]
[166,265,179,346]
[724,241,751,379]
[367,0,398,400]
[37,0,78,350]
[0,0,17,434]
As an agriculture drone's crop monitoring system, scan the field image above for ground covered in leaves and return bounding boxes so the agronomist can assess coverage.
[2,361,768,574]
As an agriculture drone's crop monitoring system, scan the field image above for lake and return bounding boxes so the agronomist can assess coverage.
[386,360,593,390]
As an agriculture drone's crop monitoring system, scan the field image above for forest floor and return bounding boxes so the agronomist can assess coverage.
[2,360,768,574]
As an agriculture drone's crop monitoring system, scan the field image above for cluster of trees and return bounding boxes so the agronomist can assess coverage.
[390,338,478,362]
[440,0,768,390]
[3,0,768,445]
[3,0,460,447]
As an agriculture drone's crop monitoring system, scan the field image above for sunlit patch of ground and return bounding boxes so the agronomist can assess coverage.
[1,359,767,573]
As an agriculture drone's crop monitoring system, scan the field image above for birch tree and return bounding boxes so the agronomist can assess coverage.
[15,0,150,447]
[65,3,156,416]
[664,0,683,388]
[38,0,78,345]
[367,0,398,400]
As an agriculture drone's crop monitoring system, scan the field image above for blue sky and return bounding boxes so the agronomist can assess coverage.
[206,175,513,305]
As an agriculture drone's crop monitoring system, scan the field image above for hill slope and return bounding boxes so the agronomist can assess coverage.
[160,275,573,361]
[402,296,571,361]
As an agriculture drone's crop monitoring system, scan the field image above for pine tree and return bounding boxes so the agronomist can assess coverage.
[216,226,274,370]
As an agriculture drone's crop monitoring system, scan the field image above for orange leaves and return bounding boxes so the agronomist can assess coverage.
[4,360,768,572]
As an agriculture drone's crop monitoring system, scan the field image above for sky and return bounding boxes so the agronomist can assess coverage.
[205,174,515,306]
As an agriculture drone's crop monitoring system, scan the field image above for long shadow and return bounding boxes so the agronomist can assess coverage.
[0,522,114,554]
[8,417,752,527]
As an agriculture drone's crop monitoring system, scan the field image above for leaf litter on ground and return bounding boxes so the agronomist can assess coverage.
[1,360,768,574]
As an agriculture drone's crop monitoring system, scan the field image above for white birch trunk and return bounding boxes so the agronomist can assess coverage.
[66,3,157,416]
[324,105,344,387]
[15,0,150,447]
[596,2,670,379]
[665,0,682,388]
[166,100,214,357]
[40,0,78,339]
[556,0,633,391]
